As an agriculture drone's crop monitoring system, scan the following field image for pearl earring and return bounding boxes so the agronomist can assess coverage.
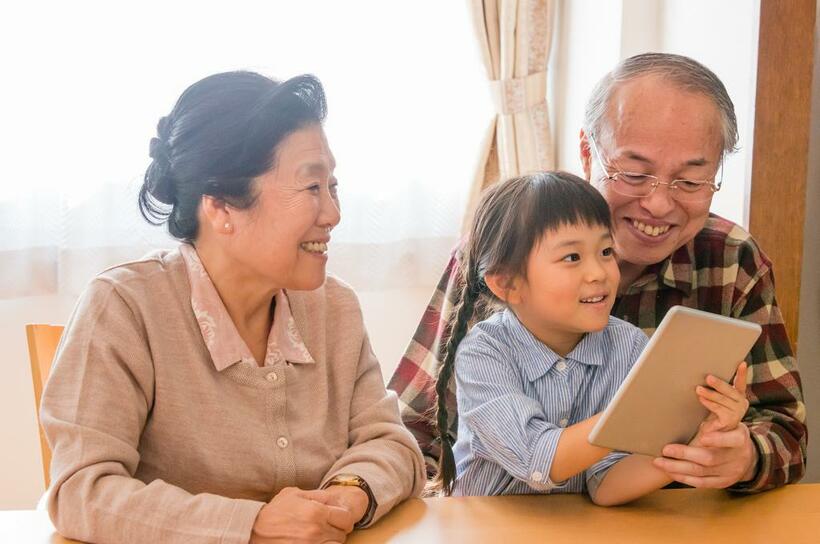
[224,222,232,232]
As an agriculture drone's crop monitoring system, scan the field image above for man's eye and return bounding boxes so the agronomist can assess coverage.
[677,179,704,191]
[618,173,650,184]
[562,253,581,262]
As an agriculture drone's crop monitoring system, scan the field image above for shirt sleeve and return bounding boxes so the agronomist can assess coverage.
[455,329,568,492]
[40,279,264,544]
[729,247,807,492]
[585,451,630,497]
[386,248,461,477]
[321,328,426,525]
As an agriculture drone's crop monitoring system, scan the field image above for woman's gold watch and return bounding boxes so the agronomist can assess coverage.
[322,474,377,528]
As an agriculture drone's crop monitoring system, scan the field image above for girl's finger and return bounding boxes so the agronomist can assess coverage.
[697,397,735,428]
[696,385,742,411]
[732,362,748,395]
[704,374,744,401]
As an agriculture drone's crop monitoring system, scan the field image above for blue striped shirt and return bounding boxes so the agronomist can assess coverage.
[452,309,648,496]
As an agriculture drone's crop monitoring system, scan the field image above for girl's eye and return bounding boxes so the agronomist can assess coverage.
[602,247,615,257]
[562,253,581,262]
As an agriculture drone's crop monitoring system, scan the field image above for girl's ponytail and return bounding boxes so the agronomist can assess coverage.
[432,257,481,495]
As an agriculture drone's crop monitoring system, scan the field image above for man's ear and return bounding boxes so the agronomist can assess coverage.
[484,273,523,305]
[579,129,593,181]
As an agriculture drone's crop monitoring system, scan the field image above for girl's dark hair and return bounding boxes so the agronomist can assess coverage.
[432,171,612,495]
[139,71,327,240]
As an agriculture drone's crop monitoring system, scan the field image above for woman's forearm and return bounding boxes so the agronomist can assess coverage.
[590,454,672,506]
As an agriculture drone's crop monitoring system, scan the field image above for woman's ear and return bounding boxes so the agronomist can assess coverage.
[484,273,523,305]
[200,196,235,236]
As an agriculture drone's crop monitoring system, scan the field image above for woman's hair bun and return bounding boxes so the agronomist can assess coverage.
[145,133,177,205]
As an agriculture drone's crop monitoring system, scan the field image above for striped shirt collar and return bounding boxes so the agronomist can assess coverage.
[501,309,606,382]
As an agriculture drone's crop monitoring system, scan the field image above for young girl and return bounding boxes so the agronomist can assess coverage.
[433,172,749,505]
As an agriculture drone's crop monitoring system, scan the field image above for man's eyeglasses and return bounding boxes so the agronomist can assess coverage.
[588,134,723,203]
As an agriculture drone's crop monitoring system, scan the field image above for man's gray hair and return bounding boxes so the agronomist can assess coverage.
[583,53,738,154]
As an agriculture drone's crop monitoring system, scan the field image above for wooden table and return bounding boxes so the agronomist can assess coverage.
[3,485,819,543]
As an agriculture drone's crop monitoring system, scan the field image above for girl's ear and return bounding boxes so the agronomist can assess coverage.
[484,273,524,305]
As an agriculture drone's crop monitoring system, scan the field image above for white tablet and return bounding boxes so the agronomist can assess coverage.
[587,305,761,457]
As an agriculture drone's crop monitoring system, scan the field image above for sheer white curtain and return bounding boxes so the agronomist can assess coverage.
[1,0,491,297]
[463,0,556,230]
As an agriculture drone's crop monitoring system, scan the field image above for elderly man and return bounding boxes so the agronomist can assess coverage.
[389,53,806,493]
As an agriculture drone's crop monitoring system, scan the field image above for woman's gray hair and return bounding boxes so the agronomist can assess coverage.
[583,53,738,154]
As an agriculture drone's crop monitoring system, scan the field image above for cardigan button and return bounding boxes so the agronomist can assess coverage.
[277,436,289,449]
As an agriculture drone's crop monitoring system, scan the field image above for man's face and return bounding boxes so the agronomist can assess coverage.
[580,75,724,268]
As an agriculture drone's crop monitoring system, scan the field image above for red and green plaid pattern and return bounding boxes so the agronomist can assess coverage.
[387,214,806,492]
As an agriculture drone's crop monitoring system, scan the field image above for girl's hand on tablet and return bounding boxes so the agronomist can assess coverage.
[695,362,750,434]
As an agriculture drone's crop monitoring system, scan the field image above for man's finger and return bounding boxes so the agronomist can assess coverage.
[664,471,734,489]
[661,442,726,467]
[697,427,748,449]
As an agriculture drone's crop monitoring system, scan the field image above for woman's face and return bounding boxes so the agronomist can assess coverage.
[227,124,341,292]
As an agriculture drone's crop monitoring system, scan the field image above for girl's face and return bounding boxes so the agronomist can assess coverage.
[509,222,620,356]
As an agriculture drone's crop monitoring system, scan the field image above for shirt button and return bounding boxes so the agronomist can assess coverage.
[277,436,289,449]
[556,360,567,372]
[559,418,569,427]
[531,471,544,482]
[265,372,278,382]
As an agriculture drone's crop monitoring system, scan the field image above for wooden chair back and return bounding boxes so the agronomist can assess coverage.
[25,324,64,488]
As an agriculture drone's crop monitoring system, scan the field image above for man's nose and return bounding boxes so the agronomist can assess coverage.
[639,181,677,217]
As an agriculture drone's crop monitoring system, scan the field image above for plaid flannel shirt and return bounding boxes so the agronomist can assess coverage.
[387,214,807,492]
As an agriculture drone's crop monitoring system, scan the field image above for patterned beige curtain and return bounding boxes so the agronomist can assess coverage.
[463,0,556,231]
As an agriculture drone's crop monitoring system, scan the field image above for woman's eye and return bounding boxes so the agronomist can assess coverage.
[329,182,339,196]
[602,247,615,257]
[306,184,321,194]
[562,253,581,262]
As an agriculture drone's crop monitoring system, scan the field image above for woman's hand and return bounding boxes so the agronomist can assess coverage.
[321,485,369,526]
[694,362,750,436]
[250,487,356,544]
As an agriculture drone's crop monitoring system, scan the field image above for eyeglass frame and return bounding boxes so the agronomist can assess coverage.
[587,133,724,202]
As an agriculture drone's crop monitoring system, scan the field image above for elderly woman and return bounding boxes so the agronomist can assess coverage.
[40,72,424,544]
